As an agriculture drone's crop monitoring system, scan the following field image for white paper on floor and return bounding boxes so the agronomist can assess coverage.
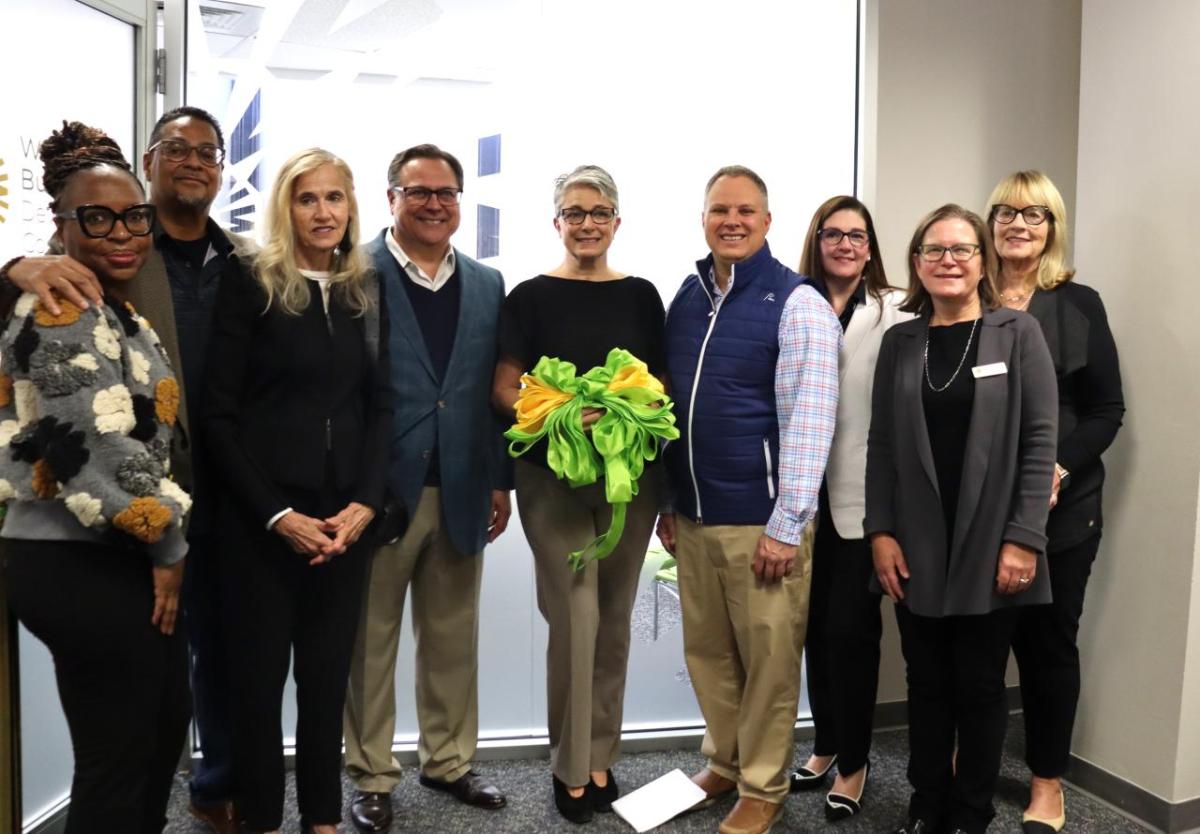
[612,768,708,832]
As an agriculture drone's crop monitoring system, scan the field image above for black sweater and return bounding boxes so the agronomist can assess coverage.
[1027,281,1124,552]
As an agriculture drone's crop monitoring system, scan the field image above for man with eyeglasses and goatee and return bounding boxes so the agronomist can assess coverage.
[0,106,252,834]
[340,143,511,833]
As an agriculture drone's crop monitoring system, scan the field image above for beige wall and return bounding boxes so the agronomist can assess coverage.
[869,0,1081,288]
[1071,0,1200,805]
[870,0,1200,808]
[867,0,1083,703]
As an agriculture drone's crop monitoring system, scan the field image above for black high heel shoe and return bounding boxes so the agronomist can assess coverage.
[825,760,870,821]
[790,754,837,791]
[588,769,619,813]
[553,775,594,824]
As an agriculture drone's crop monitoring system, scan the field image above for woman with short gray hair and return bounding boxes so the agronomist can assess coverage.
[493,164,665,824]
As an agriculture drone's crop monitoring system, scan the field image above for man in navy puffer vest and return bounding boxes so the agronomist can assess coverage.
[658,166,841,834]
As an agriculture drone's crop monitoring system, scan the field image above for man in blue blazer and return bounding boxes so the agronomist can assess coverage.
[343,144,511,832]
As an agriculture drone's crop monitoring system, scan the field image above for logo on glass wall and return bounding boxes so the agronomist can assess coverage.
[0,157,9,223]
[223,89,263,234]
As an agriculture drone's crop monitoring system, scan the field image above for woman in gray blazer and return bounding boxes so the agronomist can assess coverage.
[865,204,1058,834]
[790,196,912,821]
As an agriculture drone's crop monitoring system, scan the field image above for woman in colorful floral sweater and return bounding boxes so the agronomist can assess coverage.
[0,122,192,834]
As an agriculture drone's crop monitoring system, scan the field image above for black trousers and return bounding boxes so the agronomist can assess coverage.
[1012,534,1100,778]
[182,533,236,803]
[803,503,882,774]
[896,604,1018,834]
[2,539,191,834]
[219,497,370,831]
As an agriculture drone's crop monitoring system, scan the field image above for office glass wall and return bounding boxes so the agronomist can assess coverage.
[0,2,137,825]
[181,0,857,746]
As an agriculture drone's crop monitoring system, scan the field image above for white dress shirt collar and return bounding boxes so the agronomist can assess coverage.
[386,230,457,292]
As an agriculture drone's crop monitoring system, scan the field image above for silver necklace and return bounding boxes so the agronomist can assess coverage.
[924,318,979,393]
[1000,289,1033,310]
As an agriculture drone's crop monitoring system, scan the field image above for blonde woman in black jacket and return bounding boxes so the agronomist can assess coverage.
[987,171,1124,834]
[204,148,390,834]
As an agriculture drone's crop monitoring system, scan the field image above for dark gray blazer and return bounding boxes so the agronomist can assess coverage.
[864,307,1059,617]
[369,229,510,556]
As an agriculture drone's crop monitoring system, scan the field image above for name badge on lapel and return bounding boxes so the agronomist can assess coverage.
[971,362,1008,379]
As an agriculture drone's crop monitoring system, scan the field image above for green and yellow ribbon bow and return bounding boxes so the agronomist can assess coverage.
[506,347,679,571]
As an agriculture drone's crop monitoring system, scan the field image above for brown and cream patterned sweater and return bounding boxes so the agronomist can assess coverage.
[0,292,191,565]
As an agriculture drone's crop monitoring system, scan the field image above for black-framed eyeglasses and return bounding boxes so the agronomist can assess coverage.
[55,204,156,238]
[991,204,1051,225]
[391,186,462,206]
[818,228,869,248]
[558,207,617,225]
[916,243,980,262]
[147,139,225,166]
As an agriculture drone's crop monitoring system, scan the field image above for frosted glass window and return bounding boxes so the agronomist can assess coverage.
[184,0,858,746]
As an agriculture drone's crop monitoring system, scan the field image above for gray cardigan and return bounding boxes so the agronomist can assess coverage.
[864,307,1058,617]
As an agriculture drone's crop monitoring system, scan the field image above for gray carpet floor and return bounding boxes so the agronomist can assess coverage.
[164,716,1150,833]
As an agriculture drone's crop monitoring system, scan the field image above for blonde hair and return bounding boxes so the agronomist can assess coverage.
[257,148,371,316]
[986,170,1075,290]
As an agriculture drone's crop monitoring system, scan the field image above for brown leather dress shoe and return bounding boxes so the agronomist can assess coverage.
[718,797,784,834]
[419,769,507,809]
[690,767,737,810]
[188,798,237,834]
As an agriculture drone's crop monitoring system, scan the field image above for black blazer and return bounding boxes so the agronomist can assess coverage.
[864,307,1059,617]
[203,260,392,526]
[1027,281,1124,552]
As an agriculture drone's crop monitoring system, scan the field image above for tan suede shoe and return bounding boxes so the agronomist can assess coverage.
[690,767,737,810]
[718,797,785,834]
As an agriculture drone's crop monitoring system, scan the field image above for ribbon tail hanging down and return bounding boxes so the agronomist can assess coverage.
[567,502,628,572]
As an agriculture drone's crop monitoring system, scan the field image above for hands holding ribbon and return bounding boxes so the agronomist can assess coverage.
[506,348,679,570]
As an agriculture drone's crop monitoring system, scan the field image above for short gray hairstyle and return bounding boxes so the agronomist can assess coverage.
[553,164,619,214]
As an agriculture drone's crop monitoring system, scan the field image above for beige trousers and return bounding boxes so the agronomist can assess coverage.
[676,516,816,802]
[343,487,483,790]
[516,461,661,787]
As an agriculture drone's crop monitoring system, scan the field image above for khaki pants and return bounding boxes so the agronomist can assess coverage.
[677,516,816,802]
[343,487,483,790]
[516,461,661,787]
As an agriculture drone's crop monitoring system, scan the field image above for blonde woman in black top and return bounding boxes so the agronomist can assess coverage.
[987,171,1124,834]
[204,148,390,834]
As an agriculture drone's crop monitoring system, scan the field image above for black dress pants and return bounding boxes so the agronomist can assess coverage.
[219,497,370,831]
[1012,534,1100,778]
[896,604,1018,834]
[2,539,191,834]
[182,533,236,804]
[803,502,882,774]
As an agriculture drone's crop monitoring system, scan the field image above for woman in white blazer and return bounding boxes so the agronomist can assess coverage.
[790,196,912,820]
